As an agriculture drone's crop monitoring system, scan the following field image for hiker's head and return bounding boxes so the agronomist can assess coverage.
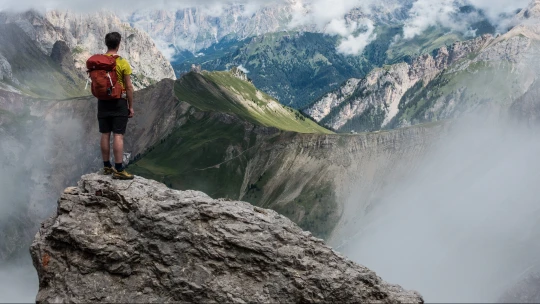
[105,32,122,51]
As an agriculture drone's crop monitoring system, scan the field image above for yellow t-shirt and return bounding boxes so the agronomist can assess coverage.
[106,54,132,89]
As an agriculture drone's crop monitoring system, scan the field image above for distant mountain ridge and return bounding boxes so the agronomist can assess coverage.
[0,10,175,92]
[303,0,540,133]
[126,0,414,53]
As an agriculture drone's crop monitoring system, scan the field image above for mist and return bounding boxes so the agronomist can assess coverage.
[0,100,92,302]
[336,117,540,302]
[0,258,38,303]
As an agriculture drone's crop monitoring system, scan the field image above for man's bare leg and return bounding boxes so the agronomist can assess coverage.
[112,133,133,179]
[113,133,124,167]
[101,132,111,162]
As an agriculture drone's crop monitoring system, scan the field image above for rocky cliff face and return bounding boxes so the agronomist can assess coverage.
[1,10,176,89]
[0,54,13,83]
[127,5,293,53]
[31,173,422,303]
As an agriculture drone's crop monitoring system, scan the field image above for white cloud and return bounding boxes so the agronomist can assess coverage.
[154,40,177,61]
[337,21,377,55]
[468,0,530,21]
[286,0,383,56]
[403,0,460,39]
[237,65,249,73]
[402,0,530,40]
[325,18,377,55]
[326,18,354,37]
[288,0,376,31]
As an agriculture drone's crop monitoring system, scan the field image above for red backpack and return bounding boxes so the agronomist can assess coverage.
[86,54,123,100]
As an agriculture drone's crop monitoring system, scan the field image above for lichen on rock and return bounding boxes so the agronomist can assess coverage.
[31,173,422,303]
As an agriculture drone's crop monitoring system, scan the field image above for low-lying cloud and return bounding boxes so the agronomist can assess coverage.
[403,0,530,39]
[0,261,38,303]
[336,116,540,302]
[327,19,377,55]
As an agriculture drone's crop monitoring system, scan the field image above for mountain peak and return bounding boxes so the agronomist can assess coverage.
[31,173,423,303]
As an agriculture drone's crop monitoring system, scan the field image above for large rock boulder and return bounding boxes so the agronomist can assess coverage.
[31,173,422,303]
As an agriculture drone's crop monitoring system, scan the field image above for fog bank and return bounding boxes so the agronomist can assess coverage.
[0,258,38,303]
[337,117,540,302]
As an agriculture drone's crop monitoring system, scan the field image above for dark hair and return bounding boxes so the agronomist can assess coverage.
[105,32,122,50]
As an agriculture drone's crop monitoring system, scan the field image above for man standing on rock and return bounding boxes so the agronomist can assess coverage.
[87,32,135,180]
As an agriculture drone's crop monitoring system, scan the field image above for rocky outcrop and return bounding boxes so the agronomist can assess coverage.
[50,40,74,70]
[0,54,13,82]
[1,10,176,89]
[229,66,250,82]
[49,40,85,85]
[31,173,423,303]
[305,78,361,122]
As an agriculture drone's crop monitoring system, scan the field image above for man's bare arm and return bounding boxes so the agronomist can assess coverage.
[125,74,134,118]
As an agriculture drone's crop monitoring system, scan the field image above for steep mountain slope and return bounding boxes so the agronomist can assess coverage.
[174,68,331,133]
[304,1,540,133]
[0,10,176,89]
[0,24,84,98]
[129,70,445,239]
[0,67,329,261]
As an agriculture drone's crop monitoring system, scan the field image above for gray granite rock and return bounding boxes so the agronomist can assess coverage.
[31,173,423,303]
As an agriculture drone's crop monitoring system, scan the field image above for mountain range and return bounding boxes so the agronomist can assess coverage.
[128,1,497,109]
[304,0,540,132]
[0,10,175,95]
[125,0,414,53]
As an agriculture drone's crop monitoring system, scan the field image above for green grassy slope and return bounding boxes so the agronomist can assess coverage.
[175,70,333,134]
[385,26,462,64]
[0,24,85,99]
[131,72,337,238]
[130,111,338,239]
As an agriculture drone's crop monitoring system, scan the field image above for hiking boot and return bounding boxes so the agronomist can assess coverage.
[103,167,116,175]
[113,169,134,180]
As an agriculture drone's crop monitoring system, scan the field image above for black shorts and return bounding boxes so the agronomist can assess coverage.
[97,98,129,134]
[98,116,129,134]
